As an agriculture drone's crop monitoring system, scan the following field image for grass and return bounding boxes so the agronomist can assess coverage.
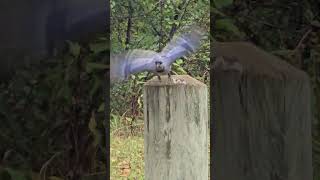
[110,134,144,180]
[109,115,210,179]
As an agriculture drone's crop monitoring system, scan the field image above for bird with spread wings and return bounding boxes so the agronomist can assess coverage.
[110,26,206,83]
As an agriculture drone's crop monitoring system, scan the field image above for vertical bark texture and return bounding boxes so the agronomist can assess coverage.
[144,75,208,180]
[213,42,313,180]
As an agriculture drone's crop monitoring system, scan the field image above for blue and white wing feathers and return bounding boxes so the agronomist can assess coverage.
[160,27,205,65]
[110,49,158,83]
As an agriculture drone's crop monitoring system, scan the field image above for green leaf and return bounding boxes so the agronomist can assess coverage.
[66,41,81,57]
[98,103,105,112]
[90,76,101,98]
[215,19,242,36]
[48,176,64,180]
[0,168,11,180]
[138,95,142,109]
[175,59,183,65]
[23,86,31,94]
[137,73,147,80]
[211,7,226,16]
[176,67,187,74]
[89,43,108,54]
[88,113,101,147]
[86,63,109,73]
[4,168,29,180]
[214,0,233,8]
[57,86,71,102]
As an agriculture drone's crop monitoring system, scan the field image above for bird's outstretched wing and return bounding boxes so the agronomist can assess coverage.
[160,26,205,65]
[110,49,158,83]
[111,26,205,83]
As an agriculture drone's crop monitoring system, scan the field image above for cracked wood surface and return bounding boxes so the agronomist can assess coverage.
[144,75,208,180]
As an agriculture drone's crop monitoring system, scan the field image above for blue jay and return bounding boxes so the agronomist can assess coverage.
[111,26,205,83]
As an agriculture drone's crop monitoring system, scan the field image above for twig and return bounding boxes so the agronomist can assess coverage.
[243,15,285,29]
[111,2,160,20]
[159,0,164,51]
[39,152,62,180]
[293,28,312,52]
[125,0,133,50]
[83,171,107,176]
[112,123,144,136]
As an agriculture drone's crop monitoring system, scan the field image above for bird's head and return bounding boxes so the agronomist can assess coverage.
[155,61,165,73]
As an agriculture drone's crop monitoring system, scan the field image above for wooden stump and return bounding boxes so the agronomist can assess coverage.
[144,75,208,180]
[212,42,313,180]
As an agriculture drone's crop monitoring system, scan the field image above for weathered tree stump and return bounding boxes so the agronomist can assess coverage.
[144,75,208,180]
[212,42,313,180]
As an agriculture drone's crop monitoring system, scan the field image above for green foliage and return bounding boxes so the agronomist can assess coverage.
[215,19,244,39]
[0,39,108,179]
[111,0,210,120]
[110,1,210,177]
[213,0,233,9]
[0,168,30,180]
[110,135,144,179]
[211,0,320,178]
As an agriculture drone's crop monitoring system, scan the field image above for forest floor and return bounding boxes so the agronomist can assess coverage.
[110,117,209,180]
[110,126,144,179]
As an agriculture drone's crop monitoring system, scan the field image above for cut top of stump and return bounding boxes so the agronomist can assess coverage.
[213,42,309,81]
[145,75,206,87]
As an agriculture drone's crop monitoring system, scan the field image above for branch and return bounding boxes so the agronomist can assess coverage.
[125,0,133,50]
[159,0,164,51]
[293,28,312,52]
[111,2,160,20]
[168,0,191,41]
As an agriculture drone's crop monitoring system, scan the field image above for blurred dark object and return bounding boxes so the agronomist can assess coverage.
[0,0,107,81]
